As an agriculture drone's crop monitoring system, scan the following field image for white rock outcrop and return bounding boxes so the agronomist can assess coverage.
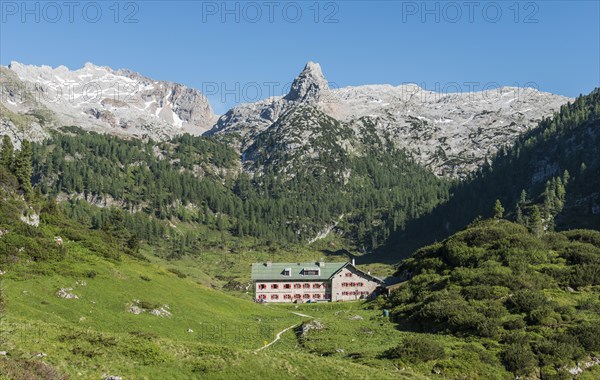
[56,288,79,299]
[207,62,571,178]
[2,62,217,142]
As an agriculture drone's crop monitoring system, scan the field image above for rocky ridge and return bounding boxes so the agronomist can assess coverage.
[207,62,572,177]
[1,62,216,142]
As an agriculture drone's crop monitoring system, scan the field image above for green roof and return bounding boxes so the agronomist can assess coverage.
[251,262,347,281]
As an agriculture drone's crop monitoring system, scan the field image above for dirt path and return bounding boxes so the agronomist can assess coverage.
[289,311,313,318]
[255,323,297,352]
[255,310,314,352]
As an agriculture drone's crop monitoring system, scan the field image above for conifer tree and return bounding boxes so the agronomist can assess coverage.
[493,199,504,219]
[1,135,14,170]
[14,140,33,195]
[529,205,543,237]
[516,205,524,225]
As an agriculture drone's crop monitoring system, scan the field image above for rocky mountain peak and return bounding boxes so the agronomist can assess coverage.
[285,61,329,102]
[2,61,217,141]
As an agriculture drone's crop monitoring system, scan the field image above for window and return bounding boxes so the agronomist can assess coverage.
[350,282,356,287]
[322,283,327,289]
[303,269,319,276]
[345,273,353,277]
[357,282,364,287]
[271,284,279,289]
[258,284,266,290]
[313,294,321,299]
[294,284,301,289]
[258,294,266,300]
[284,294,292,300]
[294,294,301,299]
[271,294,279,300]
[303,294,310,299]
[284,284,291,289]
[342,291,348,296]
[303,283,310,289]
[313,283,320,289]
[341,282,347,287]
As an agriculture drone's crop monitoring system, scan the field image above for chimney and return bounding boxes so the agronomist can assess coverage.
[266,261,272,268]
[351,258,355,266]
[318,260,325,267]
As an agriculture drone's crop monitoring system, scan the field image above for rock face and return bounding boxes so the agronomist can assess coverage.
[284,61,329,103]
[1,62,216,142]
[207,62,572,178]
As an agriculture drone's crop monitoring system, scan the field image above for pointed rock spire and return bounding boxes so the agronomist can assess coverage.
[285,61,329,102]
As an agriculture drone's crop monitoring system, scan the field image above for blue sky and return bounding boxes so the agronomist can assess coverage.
[1,0,599,114]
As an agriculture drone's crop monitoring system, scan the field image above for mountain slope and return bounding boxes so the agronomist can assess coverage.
[387,218,600,378]
[388,89,600,258]
[1,62,216,141]
[209,62,571,178]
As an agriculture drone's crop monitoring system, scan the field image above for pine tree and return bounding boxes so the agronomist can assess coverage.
[529,205,543,237]
[493,199,504,219]
[519,190,527,206]
[14,140,33,195]
[563,170,570,186]
[1,135,14,170]
[516,205,524,225]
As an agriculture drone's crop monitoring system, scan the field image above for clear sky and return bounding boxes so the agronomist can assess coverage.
[1,0,599,114]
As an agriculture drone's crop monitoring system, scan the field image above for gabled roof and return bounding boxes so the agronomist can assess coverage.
[343,265,385,284]
[251,262,346,281]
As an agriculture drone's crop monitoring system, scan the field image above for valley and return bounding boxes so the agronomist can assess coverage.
[0,62,599,379]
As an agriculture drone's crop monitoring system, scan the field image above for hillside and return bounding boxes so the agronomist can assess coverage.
[0,154,401,379]
[387,219,600,378]
[386,88,600,259]
[26,126,449,252]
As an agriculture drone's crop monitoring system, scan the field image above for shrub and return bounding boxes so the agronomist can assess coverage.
[443,240,487,268]
[382,336,445,362]
[528,306,560,326]
[138,300,160,310]
[86,270,97,279]
[559,242,600,265]
[576,296,600,312]
[568,322,600,351]
[461,285,510,301]
[570,264,600,288]
[168,267,187,278]
[535,333,585,367]
[503,317,526,331]
[507,290,547,314]
[562,229,600,248]
[501,343,537,376]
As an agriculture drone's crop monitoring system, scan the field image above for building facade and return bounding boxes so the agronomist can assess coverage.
[251,261,383,303]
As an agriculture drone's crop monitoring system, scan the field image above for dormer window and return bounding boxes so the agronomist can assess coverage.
[302,268,320,276]
[282,268,292,276]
